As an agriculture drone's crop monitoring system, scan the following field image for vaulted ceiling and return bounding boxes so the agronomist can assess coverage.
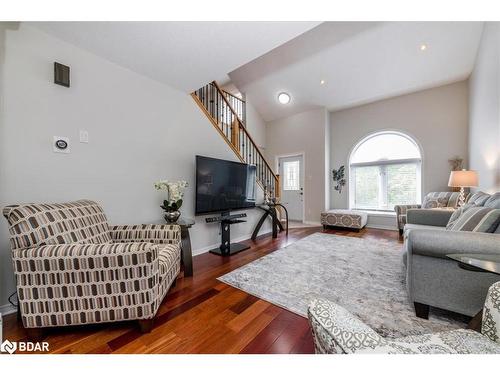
[229,22,484,121]
[31,21,484,122]
[30,21,321,93]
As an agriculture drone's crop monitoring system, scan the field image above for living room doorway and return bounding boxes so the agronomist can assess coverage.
[278,154,304,221]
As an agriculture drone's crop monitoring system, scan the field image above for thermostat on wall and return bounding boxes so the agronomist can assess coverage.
[53,136,70,153]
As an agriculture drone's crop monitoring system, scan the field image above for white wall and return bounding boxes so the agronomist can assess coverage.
[266,108,329,223]
[469,22,500,193]
[329,81,469,229]
[0,24,270,313]
[245,93,267,151]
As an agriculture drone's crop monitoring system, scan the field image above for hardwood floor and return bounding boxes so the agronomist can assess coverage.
[3,226,401,354]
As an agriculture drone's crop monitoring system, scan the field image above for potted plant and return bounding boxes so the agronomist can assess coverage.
[154,180,189,223]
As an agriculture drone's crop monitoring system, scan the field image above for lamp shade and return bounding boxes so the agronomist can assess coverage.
[448,170,479,188]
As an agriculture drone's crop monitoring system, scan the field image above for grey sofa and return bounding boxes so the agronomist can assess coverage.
[403,191,500,318]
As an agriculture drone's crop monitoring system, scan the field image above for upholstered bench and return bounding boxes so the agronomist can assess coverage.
[321,209,368,230]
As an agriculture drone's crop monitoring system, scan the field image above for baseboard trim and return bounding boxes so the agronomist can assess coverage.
[303,221,321,226]
[0,303,16,316]
[366,224,398,231]
[192,229,272,256]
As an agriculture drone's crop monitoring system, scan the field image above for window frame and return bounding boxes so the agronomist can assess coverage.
[348,131,423,212]
[282,160,301,191]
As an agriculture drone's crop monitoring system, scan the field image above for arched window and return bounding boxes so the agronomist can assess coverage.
[349,131,422,211]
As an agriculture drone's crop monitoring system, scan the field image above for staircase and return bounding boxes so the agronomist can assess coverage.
[192,81,280,199]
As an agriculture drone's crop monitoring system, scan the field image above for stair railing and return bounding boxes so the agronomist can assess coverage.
[192,81,280,199]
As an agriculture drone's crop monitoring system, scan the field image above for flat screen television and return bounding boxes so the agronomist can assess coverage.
[195,155,256,215]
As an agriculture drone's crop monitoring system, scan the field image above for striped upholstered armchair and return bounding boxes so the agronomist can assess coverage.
[3,200,181,338]
[394,191,465,235]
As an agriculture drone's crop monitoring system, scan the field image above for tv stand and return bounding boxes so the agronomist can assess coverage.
[207,212,249,256]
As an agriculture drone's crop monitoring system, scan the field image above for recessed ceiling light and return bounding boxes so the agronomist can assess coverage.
[420,44,427,51]
[320,80,325,85]
[278,92,291,104]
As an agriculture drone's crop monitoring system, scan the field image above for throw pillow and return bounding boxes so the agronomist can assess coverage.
[447,207,500,233]
[422,196,448,209]
[467,191,491,206]
[484,193,500,209]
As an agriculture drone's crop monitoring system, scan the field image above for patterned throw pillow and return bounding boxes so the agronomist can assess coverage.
[422,196,448,209]
[446,207,500,233]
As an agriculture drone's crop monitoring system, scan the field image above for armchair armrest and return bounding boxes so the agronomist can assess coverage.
[394,204,422,216]
[308,299,386,354]
[13,242,161,327]
[406,208,454,227]
[110,224,180,245]
[482,281,500,343]
[394,204,422,230]
[406,229,500,260]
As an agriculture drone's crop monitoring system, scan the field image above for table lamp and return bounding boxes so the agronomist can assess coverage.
[448,169,479,206]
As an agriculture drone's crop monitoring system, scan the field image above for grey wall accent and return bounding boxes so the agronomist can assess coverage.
[329,81,469,217]
[266,108,329,223]
[0,24,270,311]
[469,22,500,194]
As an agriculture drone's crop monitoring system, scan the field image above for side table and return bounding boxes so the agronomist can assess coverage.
[175,218,195,277]
[447,253,500,331]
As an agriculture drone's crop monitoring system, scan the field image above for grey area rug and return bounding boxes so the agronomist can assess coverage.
[218,233,467,339]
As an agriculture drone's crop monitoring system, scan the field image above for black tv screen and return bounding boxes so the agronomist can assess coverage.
[195,156,257,215]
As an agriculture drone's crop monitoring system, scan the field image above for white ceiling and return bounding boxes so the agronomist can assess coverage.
[229,22,484,122]
[30,21,321,93]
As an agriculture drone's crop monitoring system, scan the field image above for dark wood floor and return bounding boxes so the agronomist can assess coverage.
[3,226,401,354]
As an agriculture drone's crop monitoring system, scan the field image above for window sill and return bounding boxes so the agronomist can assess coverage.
[353,210,396,217]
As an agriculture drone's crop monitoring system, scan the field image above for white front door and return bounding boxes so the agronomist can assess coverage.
[279,155,304,221]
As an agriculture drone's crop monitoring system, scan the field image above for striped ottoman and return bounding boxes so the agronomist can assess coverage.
[321,209,368,230]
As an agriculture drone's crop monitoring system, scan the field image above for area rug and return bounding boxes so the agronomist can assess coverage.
[218,233,467,338]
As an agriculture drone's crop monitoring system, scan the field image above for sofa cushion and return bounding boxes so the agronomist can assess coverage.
[467,191,491,206]
[484,193,500,209]
[404,223,447,233]
[446,207,500,233]
[2,200,112,250]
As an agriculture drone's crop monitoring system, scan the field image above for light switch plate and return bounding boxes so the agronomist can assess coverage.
[79,130,89,143]
[53,136,70,153]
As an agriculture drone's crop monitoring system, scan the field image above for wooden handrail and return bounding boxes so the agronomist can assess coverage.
[192,81,280,198]
[211,81,276,179]
[222,89,245,103]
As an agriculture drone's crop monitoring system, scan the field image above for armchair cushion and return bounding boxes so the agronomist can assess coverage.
[110,224,180,245]
[13,242,162,328]
[3,200,112,251]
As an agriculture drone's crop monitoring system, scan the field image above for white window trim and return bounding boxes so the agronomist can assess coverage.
[348,131,423,212]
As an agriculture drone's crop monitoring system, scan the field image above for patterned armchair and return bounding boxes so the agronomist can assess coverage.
[3,200,181,337]
[308,281,500,354]
[394,191,464,235]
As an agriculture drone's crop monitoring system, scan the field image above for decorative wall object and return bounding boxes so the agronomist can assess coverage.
[448,157,464,171]
[332,165,346,194]
[54,62,70,87]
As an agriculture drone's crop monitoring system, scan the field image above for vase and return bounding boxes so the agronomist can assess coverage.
[164,210,181,223]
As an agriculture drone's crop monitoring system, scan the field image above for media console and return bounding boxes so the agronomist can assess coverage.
[206,212,249,256]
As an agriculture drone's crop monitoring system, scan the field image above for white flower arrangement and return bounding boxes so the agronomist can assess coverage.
[154,180,188,212]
